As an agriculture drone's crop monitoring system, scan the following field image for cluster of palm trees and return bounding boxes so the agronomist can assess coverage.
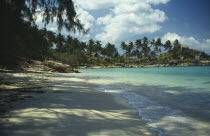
[35,28,210,65]
[41,29,119,58]
[121,37,176,59]
[86,40,118,58]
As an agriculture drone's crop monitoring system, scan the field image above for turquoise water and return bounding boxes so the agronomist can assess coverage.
[79,66,210,136]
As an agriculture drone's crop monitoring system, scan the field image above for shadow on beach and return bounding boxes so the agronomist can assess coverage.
[0,73,157,136]
[1,73,210,136]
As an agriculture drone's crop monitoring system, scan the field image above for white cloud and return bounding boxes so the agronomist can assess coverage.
[162,33,210,53]
[162,33,199,45]
[75,6,95,30]
[146,0,170,5]
[74,0,170,10]
[93,1,167,43]
[74,0,170,44]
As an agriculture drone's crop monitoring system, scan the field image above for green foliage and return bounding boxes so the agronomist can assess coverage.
[93,41,103,57]
[121,37,209,63]
[104,43,118,58]
[55,33,65,53]
[0,0,86,65]
[164,40,172,52]
[120,41,134,58]
[154,38,163,55]
[89,57,104,66]
[87,39,95,56]
[1,0,209,67]
[0,21,51,64]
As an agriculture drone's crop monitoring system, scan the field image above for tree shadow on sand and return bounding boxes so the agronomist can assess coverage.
[0,73,210,136]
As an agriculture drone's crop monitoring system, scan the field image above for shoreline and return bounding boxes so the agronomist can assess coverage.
[0,72,158,136]
[1,60,210,136]
[79,60,210,69]
[78,67,210,136]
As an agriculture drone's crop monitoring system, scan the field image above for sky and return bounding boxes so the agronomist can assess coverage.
[36,0,210,54]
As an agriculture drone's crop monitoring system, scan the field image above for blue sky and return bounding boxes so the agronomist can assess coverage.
[155,0,210,40]
[36,0,210,53]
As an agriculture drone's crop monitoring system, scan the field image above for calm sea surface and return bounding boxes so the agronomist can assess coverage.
[79,66,210,136]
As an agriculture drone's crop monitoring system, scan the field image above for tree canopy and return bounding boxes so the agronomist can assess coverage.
[0,0,87,65]
[3,0,87,33]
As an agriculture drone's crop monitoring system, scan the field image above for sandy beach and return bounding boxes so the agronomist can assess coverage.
[0,72,157,136]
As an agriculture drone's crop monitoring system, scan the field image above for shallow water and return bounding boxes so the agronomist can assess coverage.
[79,66,210,136]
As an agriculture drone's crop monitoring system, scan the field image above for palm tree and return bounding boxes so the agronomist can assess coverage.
[135,39,142,49]
[150,39,156,56]
[155,38,163,55]
[172,39,182,59]
[150,39,155,47]
[101,47,107,58]
[93,41,102,57]
[121,42,127,58]
[150,51,156,59]
[134,39,143,59]
[120,41,134,58]
[80,42,87,53]
[87,39,95,56]
[127,42,134,58]
[142,37,151,59]
[173,39,181,52]
[104,42,117,58]
[55,33,65,53]
[132,49,139,59]
[164,40,172,52]
[71,38,81,54]
[63,35,73,53]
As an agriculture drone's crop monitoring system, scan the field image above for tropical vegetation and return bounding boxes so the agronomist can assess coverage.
[1,0,209,68]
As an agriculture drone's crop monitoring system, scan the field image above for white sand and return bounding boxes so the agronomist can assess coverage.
[0,73,157,136]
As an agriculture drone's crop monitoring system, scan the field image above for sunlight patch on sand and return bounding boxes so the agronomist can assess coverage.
[9,108,138,122]
[150,116,210,136]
